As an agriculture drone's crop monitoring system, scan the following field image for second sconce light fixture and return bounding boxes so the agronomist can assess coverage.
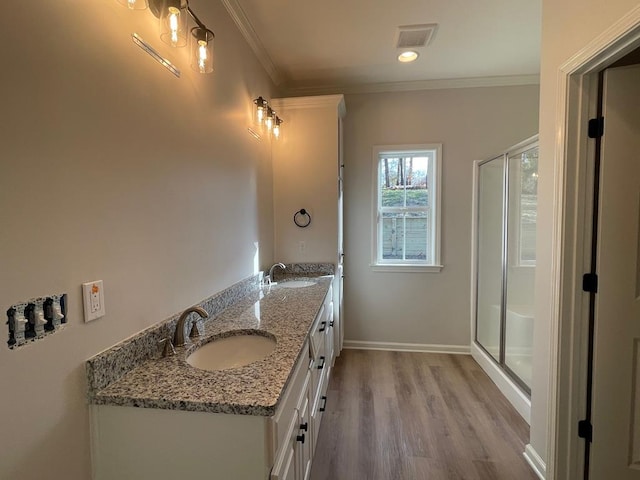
[254,96,283,139]
[117,0,215,74]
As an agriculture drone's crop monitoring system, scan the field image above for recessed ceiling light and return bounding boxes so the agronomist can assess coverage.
[398,51,419,63]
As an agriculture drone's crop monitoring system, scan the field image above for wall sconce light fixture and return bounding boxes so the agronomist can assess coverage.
[253,97,283,140]
[117,0,216,74]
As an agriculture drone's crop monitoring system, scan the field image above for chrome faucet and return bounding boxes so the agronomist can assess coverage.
[265,262,286,285]
[173,306,209,347]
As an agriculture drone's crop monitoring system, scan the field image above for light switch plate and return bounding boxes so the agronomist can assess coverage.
[82,280,106,322]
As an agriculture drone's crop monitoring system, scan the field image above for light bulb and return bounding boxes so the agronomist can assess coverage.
[257,107,264,123]
[197,40,208,73]
[273,117,283,139]
[265,115,273,131]
[168,7,180,46]
[127,0,136,9]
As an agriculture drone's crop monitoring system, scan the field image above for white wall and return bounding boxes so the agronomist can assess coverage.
[531,0,640,469]
[0,2,275,479]
[342,86,539,348]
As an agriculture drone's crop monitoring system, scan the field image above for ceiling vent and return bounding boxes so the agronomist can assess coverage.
[396,24,438,49]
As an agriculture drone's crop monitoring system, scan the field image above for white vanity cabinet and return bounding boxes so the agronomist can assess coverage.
[309,285,333,455]
[90,287,337,480]
[272,285,334,480]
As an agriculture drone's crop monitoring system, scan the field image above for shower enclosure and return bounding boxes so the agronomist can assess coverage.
[473,136,538,402]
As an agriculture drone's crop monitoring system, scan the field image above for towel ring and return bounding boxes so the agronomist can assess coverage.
[294,209,311,228]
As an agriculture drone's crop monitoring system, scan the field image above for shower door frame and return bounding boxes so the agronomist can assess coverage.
[472,135,539,400]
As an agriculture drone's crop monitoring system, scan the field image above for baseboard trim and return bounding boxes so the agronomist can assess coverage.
[524,444,546,479]
[343,340,470,355]
[471,342,531,423]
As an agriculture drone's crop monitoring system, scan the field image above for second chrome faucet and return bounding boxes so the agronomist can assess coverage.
[265,263,286,285]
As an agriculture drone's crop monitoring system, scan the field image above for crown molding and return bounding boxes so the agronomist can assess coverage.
[220,0,283,85]
[271,94,346,117]
[283,74,540,96]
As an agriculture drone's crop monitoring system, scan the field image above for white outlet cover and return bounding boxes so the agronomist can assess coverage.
[82,280,106,322]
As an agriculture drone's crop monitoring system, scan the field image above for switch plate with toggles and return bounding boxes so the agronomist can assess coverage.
[82,280,106,322]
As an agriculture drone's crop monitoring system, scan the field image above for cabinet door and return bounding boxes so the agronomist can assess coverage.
[325,302,335,366]
[271,413,298,480]
[298,387,312,480]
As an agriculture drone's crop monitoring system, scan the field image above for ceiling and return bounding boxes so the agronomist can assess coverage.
[221,0,541,95]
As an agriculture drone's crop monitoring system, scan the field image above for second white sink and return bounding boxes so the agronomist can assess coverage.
[187,332,276,371]
[278,280,316,288]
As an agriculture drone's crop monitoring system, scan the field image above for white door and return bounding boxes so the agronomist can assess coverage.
[591,64,640,479]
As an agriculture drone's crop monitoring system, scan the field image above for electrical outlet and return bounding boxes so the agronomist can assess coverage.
[82,280,106,322]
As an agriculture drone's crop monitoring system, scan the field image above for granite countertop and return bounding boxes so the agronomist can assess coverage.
[90,276,332,417]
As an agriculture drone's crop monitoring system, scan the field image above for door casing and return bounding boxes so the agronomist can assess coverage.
[548,8,640,480]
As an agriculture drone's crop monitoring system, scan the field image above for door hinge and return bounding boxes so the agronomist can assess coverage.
[588,117,604,139]
[578,419,593,442]
[582,273,598,293]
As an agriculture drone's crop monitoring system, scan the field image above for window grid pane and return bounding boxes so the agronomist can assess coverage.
[380,210,430,262]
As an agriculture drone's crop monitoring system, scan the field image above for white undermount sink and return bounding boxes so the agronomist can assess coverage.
[278,280,316,288]
[187,332,276,371]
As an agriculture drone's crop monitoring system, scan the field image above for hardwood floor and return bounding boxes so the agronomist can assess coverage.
[310,349,537,480]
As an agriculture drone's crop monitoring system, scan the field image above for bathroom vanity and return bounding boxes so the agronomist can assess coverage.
[87,274,339,480]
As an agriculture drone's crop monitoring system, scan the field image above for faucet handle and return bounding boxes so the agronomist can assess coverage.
[158,336,175,357]
[189,320,201,340]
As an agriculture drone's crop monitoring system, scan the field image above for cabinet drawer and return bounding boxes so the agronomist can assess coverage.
[309,305,326,358]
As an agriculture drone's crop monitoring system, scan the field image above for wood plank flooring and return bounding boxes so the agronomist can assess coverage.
[310,350,537,480]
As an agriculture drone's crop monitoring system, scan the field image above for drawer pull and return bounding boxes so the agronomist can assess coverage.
[317,356,326,370]
[296,433,305,444]
[319,321,327,332]
[319,395,328,412]
[300,422,308,431]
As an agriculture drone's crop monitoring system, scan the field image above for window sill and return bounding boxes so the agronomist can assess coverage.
[370,264,444,273]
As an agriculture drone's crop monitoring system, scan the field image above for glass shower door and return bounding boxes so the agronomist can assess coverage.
[504,145,538,391]
[474,137,538,396]
[475,156,505,362]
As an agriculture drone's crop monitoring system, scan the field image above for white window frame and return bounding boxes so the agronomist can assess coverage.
[371,144,443,273]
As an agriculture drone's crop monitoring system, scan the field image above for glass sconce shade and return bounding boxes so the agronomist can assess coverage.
[254,96,268,125]
[160,0,187,47]
[117,0,148,10]
[265,107,275,131]
[273,117,283,139]
[190,27,214,73]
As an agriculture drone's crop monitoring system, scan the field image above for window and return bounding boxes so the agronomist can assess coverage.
[372,144,442,272]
